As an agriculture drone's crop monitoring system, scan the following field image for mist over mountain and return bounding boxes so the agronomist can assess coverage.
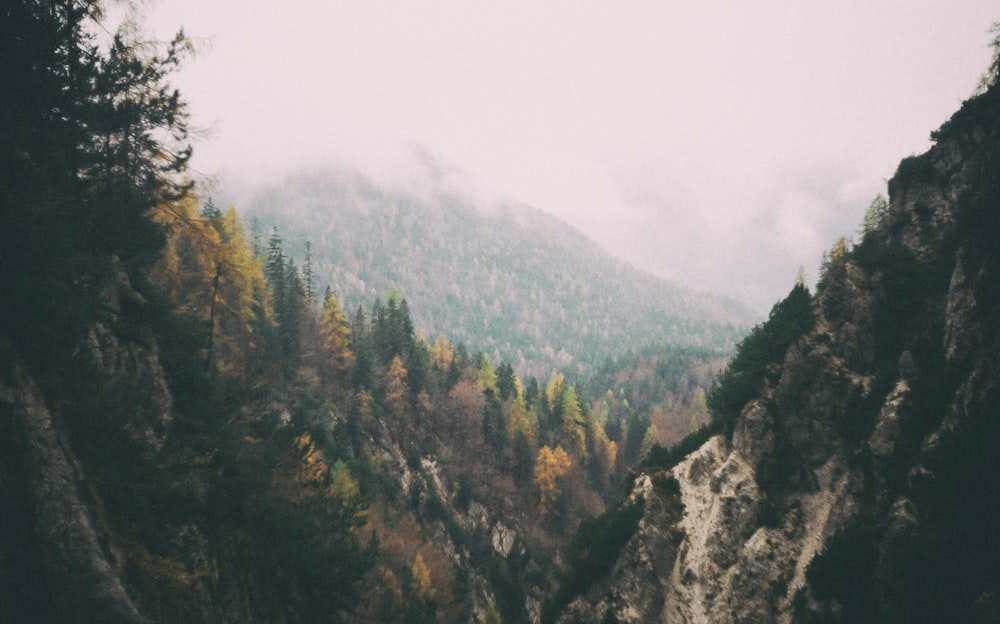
[8,5,999,624]
[235,168,755,377]
[546,41,1000,624]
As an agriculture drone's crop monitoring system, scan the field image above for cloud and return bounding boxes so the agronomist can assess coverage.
[603,154,884,312]
[147,0,997,313]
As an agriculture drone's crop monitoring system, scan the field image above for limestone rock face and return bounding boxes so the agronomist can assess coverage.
[556,476,683,624]
[551,83,1000,624]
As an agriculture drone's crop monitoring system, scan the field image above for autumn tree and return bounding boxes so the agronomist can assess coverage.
[535,445,573,518]
[484,602,503,624]
[478,356,499,394]
[211,207,267,372]
[384,355,409,420]
[542,371,568,435]
[407,553,437,624]
[560,386,587,459]
[319,291,354,381]
[430,334,454,370]
[861,194,889,238]
[151,198,265,373]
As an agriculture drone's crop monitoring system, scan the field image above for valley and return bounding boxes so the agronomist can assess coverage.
[2,4,999,624]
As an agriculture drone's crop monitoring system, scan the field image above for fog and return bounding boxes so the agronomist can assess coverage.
[145,1,997,312]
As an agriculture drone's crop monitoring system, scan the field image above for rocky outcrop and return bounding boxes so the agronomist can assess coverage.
[556,475,684,624]
[552,75,1000,624]
[667,438,861,624]
[0,354,145,624]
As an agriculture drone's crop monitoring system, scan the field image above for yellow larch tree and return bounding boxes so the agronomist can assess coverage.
[560,387,587,459]
[384,355,409,419]
[319,292,354,380]
[429,334,454,370]
[534,445,573,516]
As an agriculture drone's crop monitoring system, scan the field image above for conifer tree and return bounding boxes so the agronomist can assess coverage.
[535,445,573,517]
[303,240,314,303]
[201,196,222,220]
[561,386,587,459]
[351,304,374,389]
[483,388,506,451]
[496,362,518,401]
[384,355,409,419]
[1,0,192,352]
[319,291,354,380]
[478,356,499,394]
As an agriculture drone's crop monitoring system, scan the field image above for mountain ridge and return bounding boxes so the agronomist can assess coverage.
[233,167,755,377]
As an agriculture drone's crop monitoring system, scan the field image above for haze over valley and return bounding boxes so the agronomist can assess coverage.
[232,167,753,378]
[146,0,998,312]
[4,3,1000,624]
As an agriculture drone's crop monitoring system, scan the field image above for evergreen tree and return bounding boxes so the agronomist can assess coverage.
[278,257,305,359]
[265,228,285,300]
[303,240,314,303]
[1,0,192,355]
[496,362,518,401]
[708,282,814,433]
[483,388,506,452]
[200,196,222,220]
[351,304,374,390]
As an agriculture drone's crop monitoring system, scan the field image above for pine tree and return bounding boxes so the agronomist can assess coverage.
[351,304,374,389]
[1,0,192,353]
[303,240,314,303]
[201,196,222,220]
[265,228,285,294]
[496,362,518,401]
[483,388,506,451]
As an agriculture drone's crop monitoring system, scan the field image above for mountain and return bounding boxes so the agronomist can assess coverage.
[236,168,754,378]
[547,50,1000,624]
[2,6,738,621]
[9,5,998,624]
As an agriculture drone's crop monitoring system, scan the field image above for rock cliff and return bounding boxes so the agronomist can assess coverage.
[554,69,1000,624]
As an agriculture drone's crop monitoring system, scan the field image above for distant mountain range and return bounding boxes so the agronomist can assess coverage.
[235,168,756,377]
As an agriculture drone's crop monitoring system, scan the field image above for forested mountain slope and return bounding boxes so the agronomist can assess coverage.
[550,35,1000,624]
[0,4,720,623]
[237,169,753,377]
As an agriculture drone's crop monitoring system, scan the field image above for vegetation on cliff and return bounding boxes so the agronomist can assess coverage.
[1,4,720,623]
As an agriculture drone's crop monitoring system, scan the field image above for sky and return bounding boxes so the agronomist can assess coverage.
[141,1,997,313]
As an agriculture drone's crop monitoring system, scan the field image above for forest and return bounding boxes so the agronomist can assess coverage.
[0,3,724,622]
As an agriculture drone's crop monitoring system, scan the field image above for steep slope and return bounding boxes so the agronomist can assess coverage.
[551,55,1000,624]
[237,169,753,377]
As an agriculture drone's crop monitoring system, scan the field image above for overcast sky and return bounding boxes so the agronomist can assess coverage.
[144,1,997,313]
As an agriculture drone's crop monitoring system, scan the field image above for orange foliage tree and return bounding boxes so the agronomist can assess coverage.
[534,445,573,516]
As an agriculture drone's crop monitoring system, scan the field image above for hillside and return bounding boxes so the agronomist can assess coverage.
[10,5,999,624]
[236,169,753,377]
[548,40,1000,624]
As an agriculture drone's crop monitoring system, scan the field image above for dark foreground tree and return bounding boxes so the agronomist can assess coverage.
[0,0,192,361]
